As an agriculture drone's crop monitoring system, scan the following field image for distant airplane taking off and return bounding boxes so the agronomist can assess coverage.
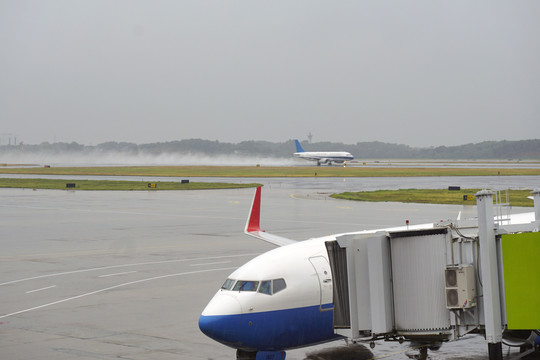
[293,139,354,166]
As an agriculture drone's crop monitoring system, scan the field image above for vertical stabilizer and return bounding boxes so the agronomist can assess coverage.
[245,186,262,233]
[244,186,297,246]
[294,139,305,153]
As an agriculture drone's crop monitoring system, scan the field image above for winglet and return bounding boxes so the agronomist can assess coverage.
[245,186,262,233]
[294,139,305,153]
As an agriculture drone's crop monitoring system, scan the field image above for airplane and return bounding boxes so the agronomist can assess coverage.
[198,187,539,360]
[198,187,442,360]
[293,139,354,166]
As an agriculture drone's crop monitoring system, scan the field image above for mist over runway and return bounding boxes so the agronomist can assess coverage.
[1,151,299,167]
[2,149,540,168]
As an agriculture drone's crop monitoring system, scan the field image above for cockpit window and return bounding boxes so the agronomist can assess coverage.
[221,278,235,290]
[233,280,259,292]
[221,278,286,294]
[258,280,272,295]
[273,278,286,294]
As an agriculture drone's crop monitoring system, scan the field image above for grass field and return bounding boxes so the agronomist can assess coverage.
[0,165,539,177]
[0,166,537,205]
[0,178,261,191]
[331,188,535,207]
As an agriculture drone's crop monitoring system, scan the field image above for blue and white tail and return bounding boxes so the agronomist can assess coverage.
[294,139,305,153]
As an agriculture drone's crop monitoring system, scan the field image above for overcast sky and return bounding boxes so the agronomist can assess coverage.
[1,1,539,147]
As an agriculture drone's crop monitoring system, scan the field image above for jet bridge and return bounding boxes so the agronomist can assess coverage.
[326,189,540,360]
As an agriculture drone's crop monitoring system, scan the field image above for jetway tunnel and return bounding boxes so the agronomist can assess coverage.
[326,227,461,342]
[325,189,540,360]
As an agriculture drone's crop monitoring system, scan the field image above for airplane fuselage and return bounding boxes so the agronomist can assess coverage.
[199,238,339,351]
[293,151,354,165]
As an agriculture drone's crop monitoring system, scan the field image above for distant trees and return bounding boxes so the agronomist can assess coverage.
[19,141,88,153]
[1,139,539,159]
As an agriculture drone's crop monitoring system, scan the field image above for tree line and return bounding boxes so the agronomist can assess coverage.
[1,139,539,160]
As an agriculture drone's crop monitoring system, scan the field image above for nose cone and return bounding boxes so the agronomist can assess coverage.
[199,292,243,346]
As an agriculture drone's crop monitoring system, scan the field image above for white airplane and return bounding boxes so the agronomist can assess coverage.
[199,187,539,360]
[293,139,354,166]
[198,187,452,360]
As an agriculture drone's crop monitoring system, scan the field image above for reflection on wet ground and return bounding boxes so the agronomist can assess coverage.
[304,344,373,360]
[301,341,540,360]
[291,334,540,360]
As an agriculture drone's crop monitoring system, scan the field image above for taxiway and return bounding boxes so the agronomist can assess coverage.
[0,178,537,359]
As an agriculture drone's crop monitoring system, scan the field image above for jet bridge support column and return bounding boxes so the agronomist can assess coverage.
[476,190,503,360]
[532,189,540,223]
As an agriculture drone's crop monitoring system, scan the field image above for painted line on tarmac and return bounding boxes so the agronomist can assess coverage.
[0,204,248,221]
[0,267,237,319]
[190,261,231,267]
[0,254,259,287]
[290,193,330,200]
[98,271,137,278]
[26,285,56,294]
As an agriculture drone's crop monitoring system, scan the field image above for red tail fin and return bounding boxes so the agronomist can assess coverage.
[246,186,261,233]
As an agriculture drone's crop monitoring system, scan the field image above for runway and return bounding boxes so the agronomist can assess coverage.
[0,179,537,359]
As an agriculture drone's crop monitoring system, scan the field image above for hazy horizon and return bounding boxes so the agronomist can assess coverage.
[2,1,540,147]
[1,137,539,149]
[1,138,538,166]
[2,150,539,168]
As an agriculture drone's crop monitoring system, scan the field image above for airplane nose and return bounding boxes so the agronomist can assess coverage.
[198,314,223,340]
[199,293,243,344]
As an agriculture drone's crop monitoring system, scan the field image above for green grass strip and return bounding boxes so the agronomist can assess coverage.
[331,188,534,207]
[0,178,261,191]
[0,165,539,177]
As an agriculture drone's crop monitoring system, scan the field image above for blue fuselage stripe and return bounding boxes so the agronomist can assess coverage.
[199,304,338,351]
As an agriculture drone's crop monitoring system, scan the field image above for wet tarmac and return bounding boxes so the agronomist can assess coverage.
[1,176,539,359]
[2,173,540,192]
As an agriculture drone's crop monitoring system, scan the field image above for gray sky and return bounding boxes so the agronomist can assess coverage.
[1,1,539,147]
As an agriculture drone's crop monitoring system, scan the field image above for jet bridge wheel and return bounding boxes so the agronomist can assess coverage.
[236,349,257,360]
